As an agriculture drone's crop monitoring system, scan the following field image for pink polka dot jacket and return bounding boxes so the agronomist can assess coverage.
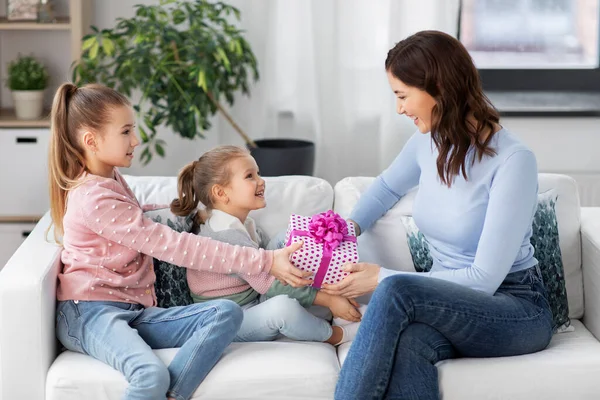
[56,169,273,308]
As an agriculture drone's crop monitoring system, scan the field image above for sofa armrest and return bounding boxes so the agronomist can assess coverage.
[0,213,62,399]
[581,207,600,341]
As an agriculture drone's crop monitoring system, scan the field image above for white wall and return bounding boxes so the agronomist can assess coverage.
[503,117,600,206]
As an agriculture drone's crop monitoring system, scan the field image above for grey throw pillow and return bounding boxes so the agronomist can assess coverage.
[144,208,195,308]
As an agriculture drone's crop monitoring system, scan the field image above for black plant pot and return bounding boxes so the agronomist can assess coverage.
[248,139,315,177]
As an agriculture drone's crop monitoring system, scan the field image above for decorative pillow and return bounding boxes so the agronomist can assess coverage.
[531,190,570,331]
[144,208,196,308]
[400,190,570,332]
[400,216,433,273]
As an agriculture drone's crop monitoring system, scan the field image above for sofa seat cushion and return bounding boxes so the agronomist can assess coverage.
[47,341,339,400]
[338,320,600,400]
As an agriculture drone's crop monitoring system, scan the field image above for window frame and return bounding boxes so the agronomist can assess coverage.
[458,0,600,92]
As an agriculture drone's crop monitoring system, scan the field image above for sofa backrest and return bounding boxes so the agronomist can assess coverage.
[123,172,584,319]
[333,173,584,320]
[123,174,334,240]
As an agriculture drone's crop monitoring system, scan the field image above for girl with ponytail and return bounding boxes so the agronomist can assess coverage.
[48,83,311,400]
[171,146,365,346]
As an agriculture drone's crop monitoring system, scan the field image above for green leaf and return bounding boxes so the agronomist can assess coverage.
[155,142,165,157]
[82,36,97,51]
[140,146,152,165]
[234,40,243,56]
[89,42,100,60]
[101,38,115,56]
[197,69,207,91]
[144,115,154,132]
[215,48,230,72]
[172,9,186,24]
[139,125,149,142]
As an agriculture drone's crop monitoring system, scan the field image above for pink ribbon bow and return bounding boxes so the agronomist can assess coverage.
[308,210,349,251]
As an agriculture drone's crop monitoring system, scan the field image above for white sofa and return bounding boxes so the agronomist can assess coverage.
[1,173,600,400]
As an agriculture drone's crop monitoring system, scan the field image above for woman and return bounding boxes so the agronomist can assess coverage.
[321,30,554,400]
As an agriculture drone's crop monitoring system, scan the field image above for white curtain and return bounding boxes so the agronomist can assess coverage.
[217,0,461,184]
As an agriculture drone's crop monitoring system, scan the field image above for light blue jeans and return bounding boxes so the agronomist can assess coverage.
[234,295,333,342]
[335,265,553,400]
[56,299,243,400]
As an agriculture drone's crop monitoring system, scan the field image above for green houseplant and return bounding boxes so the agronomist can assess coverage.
[72,0,259,164]
[6,54,49,120]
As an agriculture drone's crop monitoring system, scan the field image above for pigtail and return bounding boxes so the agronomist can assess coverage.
[171,161,203,225]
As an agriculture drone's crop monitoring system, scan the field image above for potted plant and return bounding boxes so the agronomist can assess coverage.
[72,0,315,176]
[6,54,49,120]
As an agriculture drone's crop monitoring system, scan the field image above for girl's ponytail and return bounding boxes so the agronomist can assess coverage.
[171,161,202,224]
[47,83,85,241]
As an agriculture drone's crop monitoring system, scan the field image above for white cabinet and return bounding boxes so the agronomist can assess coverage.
[0,128,50,217]
[0,222,37,270]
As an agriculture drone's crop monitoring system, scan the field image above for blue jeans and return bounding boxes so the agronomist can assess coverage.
[335,265,553,400]
[56,299,243,400]
[234,295,332,342]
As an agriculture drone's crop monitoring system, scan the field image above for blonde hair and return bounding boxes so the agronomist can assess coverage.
[170,145,250,224]
[48,82,130,241]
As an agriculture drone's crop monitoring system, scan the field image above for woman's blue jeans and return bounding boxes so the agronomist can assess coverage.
[56,299,243,400]
[334,265,553,400]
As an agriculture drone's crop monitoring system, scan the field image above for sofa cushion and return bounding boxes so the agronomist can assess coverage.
[530,190,570,330]
[47,341,339,400]
[399,189,571,331]
[124,174,334,240]
[333,173,583,319]
[538,174,583,319]
[337,320,600,400]
[144,208,196,308]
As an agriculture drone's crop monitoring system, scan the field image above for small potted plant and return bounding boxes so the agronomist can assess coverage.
[6,54,49,120]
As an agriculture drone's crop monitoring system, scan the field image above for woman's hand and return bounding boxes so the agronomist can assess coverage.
[321,263,380,298]
[270,241,313,287]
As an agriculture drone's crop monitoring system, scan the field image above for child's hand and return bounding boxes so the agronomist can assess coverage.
[328,295,362,322]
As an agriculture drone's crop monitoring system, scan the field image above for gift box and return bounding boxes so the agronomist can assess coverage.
[285,210,358,288]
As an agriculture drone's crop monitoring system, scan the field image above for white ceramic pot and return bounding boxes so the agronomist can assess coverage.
[12,90,45,120]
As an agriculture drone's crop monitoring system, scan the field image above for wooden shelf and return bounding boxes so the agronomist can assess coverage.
[0,17,70,30]
[0,215,42,223]
[0,109,50,128]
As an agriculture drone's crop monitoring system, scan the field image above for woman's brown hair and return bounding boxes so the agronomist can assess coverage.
[385,30,500,186]
[170,145,250,225]
[48,83,130,241]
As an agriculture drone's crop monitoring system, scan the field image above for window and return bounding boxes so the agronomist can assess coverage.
[459,0,600,91]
